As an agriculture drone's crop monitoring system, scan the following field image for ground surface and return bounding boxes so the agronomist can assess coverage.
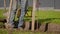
[0,9,60,34]
[0,29,60,34]
[0,9,60,23]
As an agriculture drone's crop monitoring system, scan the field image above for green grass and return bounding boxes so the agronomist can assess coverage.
[24,10,60,24]
[0,29,59,34]
[26,10,60,19]
[37,10,60,24]
[0,29,8,34]
[0,9,60,34]
[0,29,41,34]
[0,9,60,24]
[0,9,5,18]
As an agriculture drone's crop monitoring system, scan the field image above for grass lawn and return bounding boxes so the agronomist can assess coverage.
[0,9,5,18]
[0,9,60,34]
[25,10,60,24]
[0,29,59,34]
[0,9,60,24]
[0,29,42,34]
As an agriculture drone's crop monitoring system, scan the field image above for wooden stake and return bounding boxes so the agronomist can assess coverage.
[7,0,13,23]
[31,0,36,31]
[6,0,13,34]
[4,0,6,12]
[6,0,13,31]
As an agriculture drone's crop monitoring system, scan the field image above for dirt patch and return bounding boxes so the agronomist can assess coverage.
[14,21,60,32]
[39,23,60,32]
[47,23,60,32]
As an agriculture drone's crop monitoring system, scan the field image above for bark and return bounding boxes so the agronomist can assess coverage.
[24,21,30,31]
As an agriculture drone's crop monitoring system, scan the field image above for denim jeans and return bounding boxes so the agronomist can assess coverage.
[9,0,28,28]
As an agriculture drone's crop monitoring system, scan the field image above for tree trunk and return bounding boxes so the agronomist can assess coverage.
[24,21,30,31]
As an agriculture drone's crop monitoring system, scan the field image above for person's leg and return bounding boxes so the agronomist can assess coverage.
[9,0,17,27]
[18,0,28,28]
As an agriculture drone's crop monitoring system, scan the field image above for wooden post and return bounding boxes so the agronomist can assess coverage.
[6,0,13,34]
[4,0,6,12]
[4,0,13,30]
[31,0,36,31]
[7,0,13,23]
[4,0,13,29]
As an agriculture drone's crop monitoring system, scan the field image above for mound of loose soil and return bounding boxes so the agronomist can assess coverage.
[47,23,60,32]
[39,23,60,32]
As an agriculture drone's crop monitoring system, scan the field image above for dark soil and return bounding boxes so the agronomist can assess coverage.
[39,23,60,32]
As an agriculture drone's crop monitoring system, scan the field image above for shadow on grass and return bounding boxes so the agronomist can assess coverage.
[38,18,60,23]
